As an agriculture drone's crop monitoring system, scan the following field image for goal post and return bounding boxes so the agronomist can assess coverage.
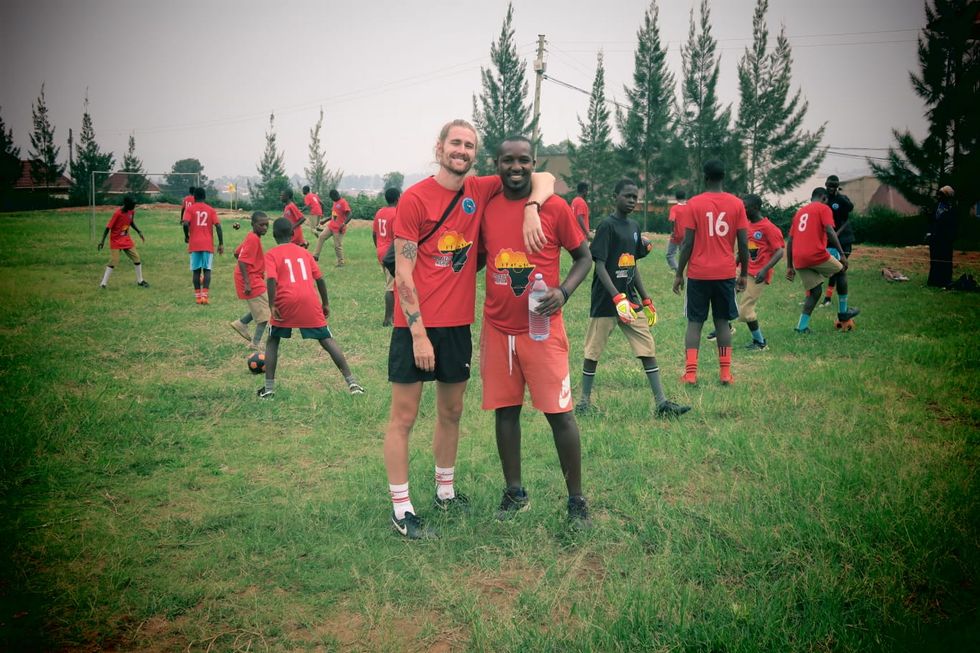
[89,170,201,241]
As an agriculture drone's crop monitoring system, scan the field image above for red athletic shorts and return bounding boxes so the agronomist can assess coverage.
[479,319,573,413]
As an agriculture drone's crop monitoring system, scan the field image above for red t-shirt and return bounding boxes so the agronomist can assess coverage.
[746,218,785,282]
[234,231,266,299]
[181,195,194,219]
[183,202,220,253]
[668,202,690,245]
[283,202,305,245]
[570,196,590,235]
[303,192,324,217]
[482,195,584,335]
[106,208,135,250]
[373,205,396,263]
[264,243,326,328]
[790,201,835,268]
[682,192,749,280]
[392,175,502,328]
[329,197,351,233]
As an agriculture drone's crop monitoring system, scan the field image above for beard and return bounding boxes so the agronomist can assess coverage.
[440,154,473,177]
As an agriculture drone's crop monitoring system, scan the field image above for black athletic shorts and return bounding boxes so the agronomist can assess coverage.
[685,278,739,323]
[388,325,472,384]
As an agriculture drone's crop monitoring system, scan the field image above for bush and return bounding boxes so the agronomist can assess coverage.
[347,192,386,221]
[0,191,69,213]
[851,206,927,247]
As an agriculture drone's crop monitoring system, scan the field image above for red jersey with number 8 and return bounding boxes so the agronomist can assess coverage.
[790,201,834,268]
[265,243,326,328]
[682,191,749,280]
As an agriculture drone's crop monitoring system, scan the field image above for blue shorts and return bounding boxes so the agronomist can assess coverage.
[190,251,213,270]
[269,325,332,340]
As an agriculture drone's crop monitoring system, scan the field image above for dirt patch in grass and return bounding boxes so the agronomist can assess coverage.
[289,606,466,652]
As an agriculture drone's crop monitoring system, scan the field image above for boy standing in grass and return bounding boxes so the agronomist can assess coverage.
[576,179,690,418]
[785,187,858,333]
[258,218,363,399]
[372,187,400,326]
[480,136,594,527]
[182,186,223,304]
[281,188,307,248]
[737,194,784,350]
[98,195,149,289]
[672,160,749,386]
[229,212,271,351]
[313,189,352,266]
[180,186,195,224]
[302,185,324,235]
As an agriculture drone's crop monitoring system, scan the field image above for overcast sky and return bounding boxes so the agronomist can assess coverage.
[0,0,926,188]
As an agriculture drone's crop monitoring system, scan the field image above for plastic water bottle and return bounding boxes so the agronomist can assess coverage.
[528,273,550,341]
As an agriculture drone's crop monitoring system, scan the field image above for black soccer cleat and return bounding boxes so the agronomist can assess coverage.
[706,323,736,341]
[656,400,691,418]
[820,296,833,307]
[745,339,767,351]
[433,492,470,513]
[391,511,436,540]
[137,280,150,288]
[256,387,275,399]
[495,486,530,521]
[837,307,860,322]
[567,495,592,530]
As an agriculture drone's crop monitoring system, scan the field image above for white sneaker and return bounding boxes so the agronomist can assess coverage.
[229,320,250,342]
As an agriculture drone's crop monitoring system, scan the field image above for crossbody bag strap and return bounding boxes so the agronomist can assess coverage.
[418,188,464,247]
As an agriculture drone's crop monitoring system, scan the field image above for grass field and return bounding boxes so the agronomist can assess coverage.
[1,206,978,652]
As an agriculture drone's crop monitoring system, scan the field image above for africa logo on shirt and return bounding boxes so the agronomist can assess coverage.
[748,239,760,261]
[435,230,473,272]
[617,253,636,268]
[493,248,536,296]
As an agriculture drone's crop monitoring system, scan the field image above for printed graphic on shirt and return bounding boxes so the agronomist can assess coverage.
[616,252,636,279]
[492,248,536,296]
[749,232,762,262]
[436,230,472,272]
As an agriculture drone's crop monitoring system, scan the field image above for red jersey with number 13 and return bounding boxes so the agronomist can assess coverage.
[184,202,219,252]
[790,201,834,268]
[264,243,326,328]
[682,192,749,280]
[373,206,396,263]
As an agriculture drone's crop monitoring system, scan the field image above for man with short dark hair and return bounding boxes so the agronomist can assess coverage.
[672,159,749,386]
[571,181,591,241]
[737,194,784,350]
[372,187,401,326]
[302,185,325,235]
[665,189,688,272]
[313,189,351,266]
[281,188,307,248]
[821,175,855,308]
[927,185,956,288]
[98,195,148,288]
[182,186,223,304]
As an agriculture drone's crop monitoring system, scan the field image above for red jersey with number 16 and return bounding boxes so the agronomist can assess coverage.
[790,201,835,268]
[373,206,396,263]
[682,192,749,280]
[264,243,326,328]
[184,202,219,252]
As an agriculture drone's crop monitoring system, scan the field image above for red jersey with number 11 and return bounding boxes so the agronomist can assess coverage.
[682,191,749,280]
[264,243,326,328]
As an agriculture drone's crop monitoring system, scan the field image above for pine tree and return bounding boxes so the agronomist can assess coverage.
[305,107,342,195]
[29,83,65,187]
[383,171,404,191]
[472,2,536,175]
[70,91,115,204]
[122,133,149,197]
[566,51,620,216]
[256,113,290,209]
[679,0,733,192]
[617,0,678,211]
[735,0,825,197]
[871,0,979,211]
[0,106,22,193]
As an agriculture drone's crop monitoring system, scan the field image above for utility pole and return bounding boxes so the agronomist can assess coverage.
[531,34,547,159]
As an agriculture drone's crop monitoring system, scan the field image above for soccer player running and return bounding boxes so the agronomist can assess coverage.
[313,189,351,266]
[372,187,400,326]
[280,189,307,248]
[571,181,591,242]
[672,160,749,386]
[737,194,784,350]
[576,179,690,417]
[821,175,855,308]
[479,136,594,527]
[665,189,689,273]
[785,187,858,333]
[98,195,149,289]
[229,211,271,351]
[383,118,551,540]
[301,185,325,236]
[258,218,363,399]
[182,186,223,304]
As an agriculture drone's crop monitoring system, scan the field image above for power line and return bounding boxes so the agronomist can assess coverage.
[553,27,920,45]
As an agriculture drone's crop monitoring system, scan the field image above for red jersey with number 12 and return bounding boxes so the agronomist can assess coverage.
[264,243,326,328]
[790,201,834,268]
[682,192,749,280]
[373,206,396,263]
[184,202,219,252]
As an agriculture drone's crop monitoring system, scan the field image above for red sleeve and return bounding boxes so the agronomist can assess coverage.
[553,201,584,251]
[238,235,256,265]
[310,254,323,281]
[211,207,220,224]
[393,191,425,242]
[340,199,351,217]
[735,202,749,231]
[469,175,503,205]
[766,221,785,248]
[264,251,278,282]
[821,204,834,230]
[106,211,119,229]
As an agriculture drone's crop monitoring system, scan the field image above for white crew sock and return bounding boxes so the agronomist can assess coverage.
[134,263,144,283]
[389,482,414,520]
[435,466,455,500]
[101,266,113,286]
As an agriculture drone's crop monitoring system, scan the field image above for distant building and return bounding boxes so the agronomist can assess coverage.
[101,172,161,196]
[840,175,918,215]
[13,160,71,197]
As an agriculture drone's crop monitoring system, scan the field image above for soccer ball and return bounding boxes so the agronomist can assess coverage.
[232,221,241,230]
[247,352,266,374]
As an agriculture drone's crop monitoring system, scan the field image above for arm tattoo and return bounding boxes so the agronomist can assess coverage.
[397,282,415,305]
[401,241,418,261]
[406,311,421,327]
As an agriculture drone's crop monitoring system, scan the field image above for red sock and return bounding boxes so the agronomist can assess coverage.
[718,346,733,384]
[683,348,699,382]
[194,289,201,299]
[202,288,209,299]
[825,287,833,299]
